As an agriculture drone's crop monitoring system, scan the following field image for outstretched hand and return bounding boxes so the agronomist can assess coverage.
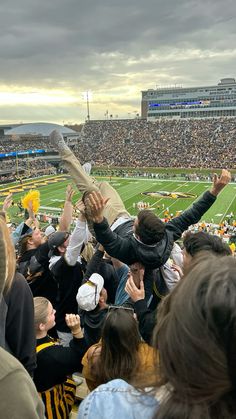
[85,191,109,223]
[210,169,231,196]
[65,184,75,202]
[75,198,85,213]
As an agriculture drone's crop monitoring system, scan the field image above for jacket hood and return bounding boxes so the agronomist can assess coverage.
[131,231,174,269]
[82,308,108,329]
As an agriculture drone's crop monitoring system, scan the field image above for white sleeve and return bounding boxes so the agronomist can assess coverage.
[64,219,89,266]
[171,242,183,268]
[161,262,180,290]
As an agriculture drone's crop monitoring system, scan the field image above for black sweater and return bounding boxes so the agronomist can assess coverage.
[34,335,88,392]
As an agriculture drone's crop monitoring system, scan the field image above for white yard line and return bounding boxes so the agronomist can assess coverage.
[220,193,236,223]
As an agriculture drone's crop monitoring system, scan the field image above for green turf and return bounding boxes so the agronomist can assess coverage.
[1,175,235,224]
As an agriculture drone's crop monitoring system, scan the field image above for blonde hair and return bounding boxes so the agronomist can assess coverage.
[0,217,16,293]
[34,297,50,330]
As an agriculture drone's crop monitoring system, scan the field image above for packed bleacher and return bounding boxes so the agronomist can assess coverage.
[72,117,236,169]
[0,158,57,183]
[0,126,236,419]
[1,118,236,175]
[0,136,55,153]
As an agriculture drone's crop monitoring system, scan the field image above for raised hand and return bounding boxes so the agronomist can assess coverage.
[210,169,231,196]
[65,184,75,202]
[75,198,86,214]
[65,314,83,338]
[85,191,109,223]
[74,198,86,221]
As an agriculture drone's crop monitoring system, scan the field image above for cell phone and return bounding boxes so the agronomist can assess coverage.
[108,305,134,315]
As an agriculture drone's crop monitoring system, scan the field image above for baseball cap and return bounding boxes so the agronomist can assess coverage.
[45,225,56,237]
[76,273,104,311]
[48,231,69,257]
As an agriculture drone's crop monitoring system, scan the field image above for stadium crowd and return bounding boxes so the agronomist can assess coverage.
[0,159,57,183]
[0,136,55,153]
[0,125,235,418]
[0,118,236,186]
[72,117,236,169]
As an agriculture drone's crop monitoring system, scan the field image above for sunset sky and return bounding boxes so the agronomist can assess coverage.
[0,0,235,125]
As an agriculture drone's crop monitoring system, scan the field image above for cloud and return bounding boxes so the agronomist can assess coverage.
[0,0,235,123]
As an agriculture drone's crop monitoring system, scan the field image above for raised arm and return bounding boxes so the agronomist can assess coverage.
[168,169,231,240]
[85,191,131,262]
[64,200,89,266]
[59,184,74,231]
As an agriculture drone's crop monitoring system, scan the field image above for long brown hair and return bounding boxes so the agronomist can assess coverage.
[92,309,141,385]
[153,254,236,418]
[0,217,16,293]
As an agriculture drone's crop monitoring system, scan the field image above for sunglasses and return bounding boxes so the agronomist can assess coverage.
[108,305,134,315]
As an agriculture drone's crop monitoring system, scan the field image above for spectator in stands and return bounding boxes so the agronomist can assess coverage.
[34,297,88,419]
[48,202,89,346]
[76,273,109,347]
[81,307,156,391]
[17,226,58,306]
[182,230,232,273]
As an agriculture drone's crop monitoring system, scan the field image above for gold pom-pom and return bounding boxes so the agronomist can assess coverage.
[22,190,40,214]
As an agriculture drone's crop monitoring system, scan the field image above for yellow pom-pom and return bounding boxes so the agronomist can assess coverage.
[22,190,40,214]
[229,243,235,253]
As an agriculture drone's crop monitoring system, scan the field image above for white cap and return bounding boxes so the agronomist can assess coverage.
[45,225,56,237]
[76,273,104,311]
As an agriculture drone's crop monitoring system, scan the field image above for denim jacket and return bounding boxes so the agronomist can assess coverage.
[78,379,158,419]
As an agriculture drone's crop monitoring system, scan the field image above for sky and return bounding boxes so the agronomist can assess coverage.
[0,0,235,125]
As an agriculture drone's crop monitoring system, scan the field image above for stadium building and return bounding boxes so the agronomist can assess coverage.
[141,78,236,119]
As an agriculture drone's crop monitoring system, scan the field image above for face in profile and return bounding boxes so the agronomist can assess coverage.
[44,302,56,331]
[31,228,43,247]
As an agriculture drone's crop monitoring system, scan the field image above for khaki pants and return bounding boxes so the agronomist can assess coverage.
[60,147,130,226]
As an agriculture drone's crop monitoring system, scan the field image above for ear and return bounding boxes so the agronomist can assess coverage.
[99,295,104,304]
[58,245,66,254]
[38,322,46,332]
[27,237,34,246]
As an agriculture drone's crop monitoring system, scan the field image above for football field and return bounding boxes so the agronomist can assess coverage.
[1,174,236,224]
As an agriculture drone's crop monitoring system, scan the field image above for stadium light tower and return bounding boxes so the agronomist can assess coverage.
[82,91,92,121]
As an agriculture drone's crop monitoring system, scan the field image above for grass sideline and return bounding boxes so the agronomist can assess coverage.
[1,174,235,225]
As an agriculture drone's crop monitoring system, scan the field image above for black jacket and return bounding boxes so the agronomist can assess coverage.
[93,191,216,269]
[17,242,57,305]
[134,299,156,346]
[50,258,83,332]
[0,272,36,376]
[84,249,119,303]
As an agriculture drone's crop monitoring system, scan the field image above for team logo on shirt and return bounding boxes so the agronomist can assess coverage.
[142,191,197,199]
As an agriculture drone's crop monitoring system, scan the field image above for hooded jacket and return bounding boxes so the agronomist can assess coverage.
[93,191,216,269]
